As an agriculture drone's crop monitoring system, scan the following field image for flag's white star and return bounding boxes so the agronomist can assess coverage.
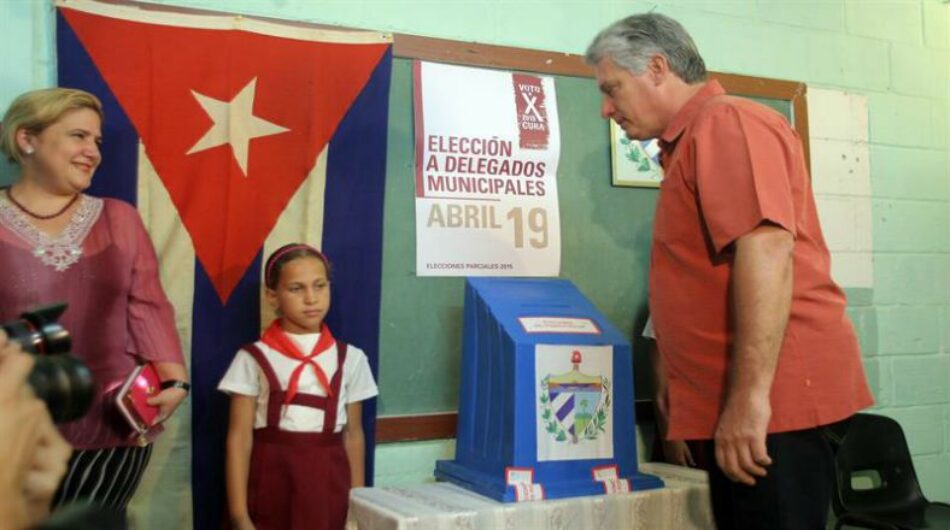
[186,78,289,176]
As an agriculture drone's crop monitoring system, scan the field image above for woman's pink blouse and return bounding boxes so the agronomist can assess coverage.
[0,197,185,449]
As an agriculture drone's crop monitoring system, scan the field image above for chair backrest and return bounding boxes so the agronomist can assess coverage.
[833,413,927,515]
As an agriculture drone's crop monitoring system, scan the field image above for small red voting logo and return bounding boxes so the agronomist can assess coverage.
[512,74,549,150]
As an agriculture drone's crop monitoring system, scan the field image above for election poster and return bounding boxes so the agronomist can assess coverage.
[413,61,561,276]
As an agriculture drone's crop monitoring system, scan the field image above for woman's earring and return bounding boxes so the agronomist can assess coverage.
[24,146,34,155]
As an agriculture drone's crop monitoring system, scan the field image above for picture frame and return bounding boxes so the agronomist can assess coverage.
[609,120,663,188]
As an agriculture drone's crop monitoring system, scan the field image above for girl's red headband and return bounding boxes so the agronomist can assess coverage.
[265,244,328,286]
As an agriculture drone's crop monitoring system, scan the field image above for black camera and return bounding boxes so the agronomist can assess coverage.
[1,303,95,423]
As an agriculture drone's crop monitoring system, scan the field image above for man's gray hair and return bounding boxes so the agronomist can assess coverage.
[585,13,707,84]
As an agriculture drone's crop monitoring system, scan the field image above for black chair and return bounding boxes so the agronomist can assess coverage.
[832,413,950,529]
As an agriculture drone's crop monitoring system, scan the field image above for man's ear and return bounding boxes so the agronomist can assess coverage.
[647,53,671,84]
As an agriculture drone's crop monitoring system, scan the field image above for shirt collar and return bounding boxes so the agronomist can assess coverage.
[659,79,726,147]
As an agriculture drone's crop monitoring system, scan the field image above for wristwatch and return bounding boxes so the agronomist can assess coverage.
[160,379,191,392]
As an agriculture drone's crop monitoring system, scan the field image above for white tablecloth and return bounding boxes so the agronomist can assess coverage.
[349,463,714,530]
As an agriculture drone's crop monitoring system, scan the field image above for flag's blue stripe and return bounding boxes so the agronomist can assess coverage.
[56,11,139,205]
[323,48,392,486]
[191,255,261,530]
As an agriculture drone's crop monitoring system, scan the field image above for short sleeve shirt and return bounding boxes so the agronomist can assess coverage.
[649,80,873,440]
[218,333,378,433]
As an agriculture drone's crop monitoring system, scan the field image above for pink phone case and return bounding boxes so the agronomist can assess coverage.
[115,363,161,434]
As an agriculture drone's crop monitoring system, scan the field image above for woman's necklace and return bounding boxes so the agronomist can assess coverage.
[4,187,80,220]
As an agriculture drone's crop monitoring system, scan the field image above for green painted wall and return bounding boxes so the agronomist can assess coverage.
[379,57,797,415]
[3,0,948,503]
[380,58,668,414]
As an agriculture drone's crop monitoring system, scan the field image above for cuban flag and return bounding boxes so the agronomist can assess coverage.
[55,1,392,527]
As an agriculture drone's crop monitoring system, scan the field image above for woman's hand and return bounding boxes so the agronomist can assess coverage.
[148,362,189,425]
[147,387,188,425]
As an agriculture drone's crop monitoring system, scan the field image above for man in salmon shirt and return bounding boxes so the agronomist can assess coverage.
[586,13,873,529]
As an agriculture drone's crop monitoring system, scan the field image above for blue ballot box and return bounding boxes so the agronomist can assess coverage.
[435,277,663,502]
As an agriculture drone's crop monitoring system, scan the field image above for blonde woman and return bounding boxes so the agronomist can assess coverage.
[0,88,189,517]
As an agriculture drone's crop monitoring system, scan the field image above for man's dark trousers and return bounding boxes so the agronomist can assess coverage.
[701,419,849,530]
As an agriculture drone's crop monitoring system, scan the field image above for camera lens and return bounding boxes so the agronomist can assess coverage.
[4,303,72,355]
[2,303,95,424]
[28,354,95,424]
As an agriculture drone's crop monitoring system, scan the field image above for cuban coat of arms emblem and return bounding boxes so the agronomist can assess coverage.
[535,345,614,461]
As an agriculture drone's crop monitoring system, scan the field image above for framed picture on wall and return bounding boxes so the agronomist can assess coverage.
[609,120,663,187]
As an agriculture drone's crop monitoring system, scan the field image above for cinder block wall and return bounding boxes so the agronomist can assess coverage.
[3,0,947,500]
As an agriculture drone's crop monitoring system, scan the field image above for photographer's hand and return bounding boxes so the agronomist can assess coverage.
[22,406,71,524]
[0,330,71,530]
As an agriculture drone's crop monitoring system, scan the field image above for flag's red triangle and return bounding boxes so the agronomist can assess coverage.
[61,6,389,302]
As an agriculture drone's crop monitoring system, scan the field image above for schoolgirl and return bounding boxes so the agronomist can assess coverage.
[219,244,378,530]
